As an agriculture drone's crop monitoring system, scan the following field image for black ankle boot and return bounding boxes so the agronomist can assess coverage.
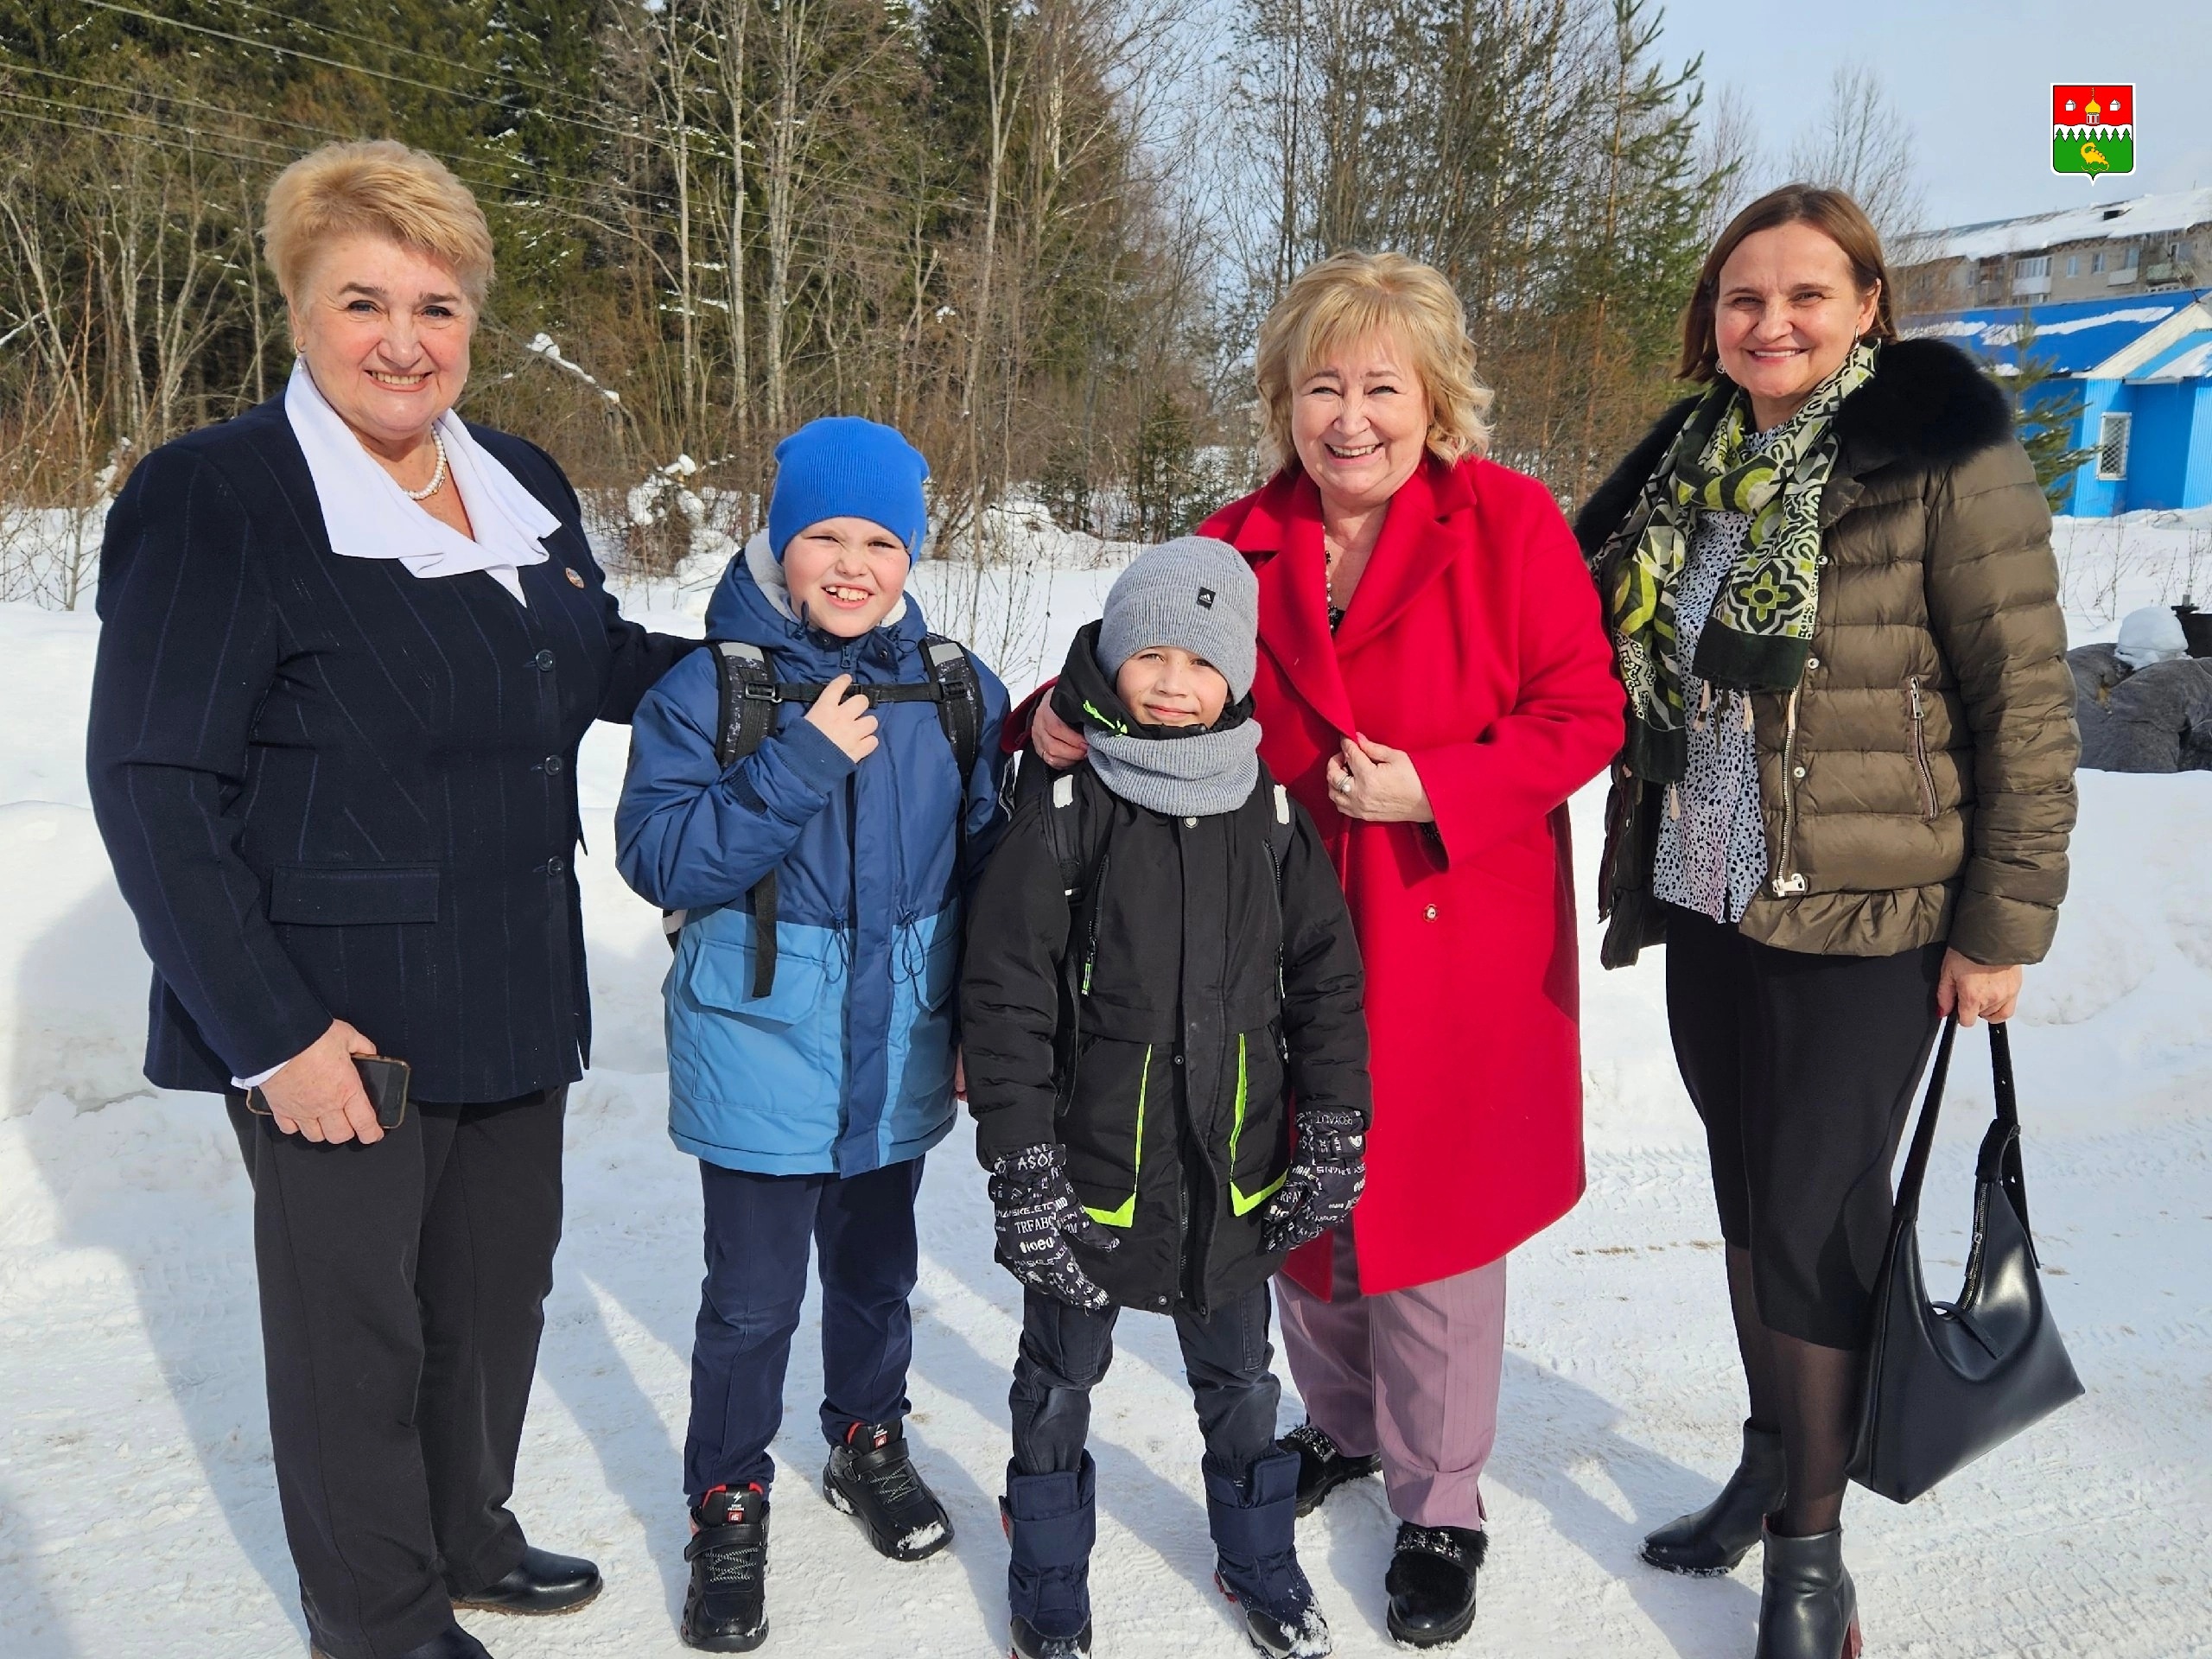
[1384,1522,1485,1648]
[683,1484,770,1652]
[1640,1421,1786,1576]
[449,1545,603,1616]
[1280,1422,1382,1518]
[1754,1520,1860,1659]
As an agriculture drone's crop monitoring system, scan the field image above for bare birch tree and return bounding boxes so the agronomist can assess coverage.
[1785,63,1925,243]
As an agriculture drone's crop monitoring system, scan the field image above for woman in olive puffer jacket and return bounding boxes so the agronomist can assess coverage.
[1575,185,2076,1659]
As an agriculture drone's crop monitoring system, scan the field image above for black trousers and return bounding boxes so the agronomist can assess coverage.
[1663,906,1945,1348]
[226,1088,565,1659]
[1011,1283,1281,1479]
[685,1156,925,1503]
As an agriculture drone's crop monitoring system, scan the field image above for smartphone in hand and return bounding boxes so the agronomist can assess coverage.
[246,1055,412,1129]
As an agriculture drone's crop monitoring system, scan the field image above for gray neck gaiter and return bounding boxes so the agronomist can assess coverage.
[1084,718,1263,817]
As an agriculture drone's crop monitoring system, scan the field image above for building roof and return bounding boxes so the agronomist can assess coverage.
[2130,332,2212,384]
[1901,291,2212,377]
[1895,187,2212,266]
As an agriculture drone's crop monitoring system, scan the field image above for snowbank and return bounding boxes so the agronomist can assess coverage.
[3,514,2209,1656]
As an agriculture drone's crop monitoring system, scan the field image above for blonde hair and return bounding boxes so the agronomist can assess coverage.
[1255,251,1493,472]
[263,140,495,309]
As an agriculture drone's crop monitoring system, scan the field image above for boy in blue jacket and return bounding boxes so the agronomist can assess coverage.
[617,417,1009,1653]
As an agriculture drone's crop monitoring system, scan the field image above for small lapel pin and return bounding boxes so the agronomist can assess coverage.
[564,567,587,589]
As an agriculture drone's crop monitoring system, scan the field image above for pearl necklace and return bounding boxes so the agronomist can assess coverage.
[404,430,448,501]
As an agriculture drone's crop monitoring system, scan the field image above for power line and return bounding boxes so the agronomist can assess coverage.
[203,0,609,118]
[76,0,645,149]
[0,73,671,230]
[46,5,981,228]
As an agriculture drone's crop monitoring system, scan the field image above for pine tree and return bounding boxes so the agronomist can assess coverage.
[2004,318,2091,510]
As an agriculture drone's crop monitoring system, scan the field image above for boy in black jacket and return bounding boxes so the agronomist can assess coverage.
[962,537,1371,1659]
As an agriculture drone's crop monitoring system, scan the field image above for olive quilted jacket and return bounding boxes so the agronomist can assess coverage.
[1576,338,2079,967]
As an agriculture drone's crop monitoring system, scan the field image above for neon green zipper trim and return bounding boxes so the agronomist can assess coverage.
[1080,699,1130,736]
[1081,1044,1147,1228]
[1229,1032,1287,1216]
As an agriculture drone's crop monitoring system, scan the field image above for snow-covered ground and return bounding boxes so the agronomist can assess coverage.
[2,525,2209,1659]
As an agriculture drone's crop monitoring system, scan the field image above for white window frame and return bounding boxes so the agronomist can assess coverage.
[2015,255,2051,278]
[2065,254,2081,277]
[2096,412,2133,481]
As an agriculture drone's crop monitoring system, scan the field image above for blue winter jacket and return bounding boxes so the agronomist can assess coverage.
[616,535,1009,1175]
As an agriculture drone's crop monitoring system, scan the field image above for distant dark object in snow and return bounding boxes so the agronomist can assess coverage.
[2173,601,2212,660]
[2070,640,2212,772]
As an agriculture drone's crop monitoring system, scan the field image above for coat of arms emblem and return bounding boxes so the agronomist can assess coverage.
[2052,84,2134,179]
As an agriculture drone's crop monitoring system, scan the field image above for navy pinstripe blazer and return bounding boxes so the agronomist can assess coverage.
[87,396,696,1103]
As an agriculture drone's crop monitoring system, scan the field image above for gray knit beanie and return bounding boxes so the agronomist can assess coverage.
[1096,537,1259,702]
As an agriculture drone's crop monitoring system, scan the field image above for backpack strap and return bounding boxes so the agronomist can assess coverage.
[922,635,983,782]
[922,635,984,894]
[677,635,986,995]
[702,639,788,993]
[1039,766,1110,1109]
[1268,781,1294,867]
[711,639,780,766]
[1255,772,1297,1004]
[1041,769,1081,893]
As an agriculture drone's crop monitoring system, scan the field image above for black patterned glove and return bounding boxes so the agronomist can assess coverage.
[1261,1107,1368,1255]
[988,1143,1119,1311]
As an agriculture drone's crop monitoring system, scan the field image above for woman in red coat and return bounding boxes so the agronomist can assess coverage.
[1027,251,1622,1644]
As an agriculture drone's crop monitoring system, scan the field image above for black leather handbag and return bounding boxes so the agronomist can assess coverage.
[1850,1017,2084,1503]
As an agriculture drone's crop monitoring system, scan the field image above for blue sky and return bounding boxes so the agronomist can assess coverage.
[1656,0,2212,229]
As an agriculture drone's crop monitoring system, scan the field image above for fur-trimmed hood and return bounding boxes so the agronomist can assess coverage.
[1573,337,2015,559]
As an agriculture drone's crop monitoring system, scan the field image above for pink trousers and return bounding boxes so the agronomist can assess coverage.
[1274,1224,1508,1529]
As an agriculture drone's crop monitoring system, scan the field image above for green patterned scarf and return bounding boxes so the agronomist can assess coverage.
[1605,340,1878,782]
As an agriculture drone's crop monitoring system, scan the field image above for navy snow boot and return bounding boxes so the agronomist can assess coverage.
[1001,1455,1096,1659]
[1205,1450,1332,1658]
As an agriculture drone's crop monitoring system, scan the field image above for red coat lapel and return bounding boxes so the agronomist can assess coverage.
[1332,455,1478,657]
[1218,471,1357,738]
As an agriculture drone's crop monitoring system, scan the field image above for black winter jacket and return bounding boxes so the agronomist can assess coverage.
[961,633,1370,1314]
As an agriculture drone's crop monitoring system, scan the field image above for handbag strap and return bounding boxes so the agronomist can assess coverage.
[1891,1014,1959,1224]
[1976,1021,2037,1259]
[1893,1017,2039,1254]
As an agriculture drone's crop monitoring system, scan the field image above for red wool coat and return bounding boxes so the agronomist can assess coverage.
[1198,454,1624,1298]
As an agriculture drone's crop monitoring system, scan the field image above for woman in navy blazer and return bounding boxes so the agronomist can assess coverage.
[86,142,693,1659]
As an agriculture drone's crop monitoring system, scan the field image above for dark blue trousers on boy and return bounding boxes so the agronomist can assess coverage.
[685,1156,925,1502]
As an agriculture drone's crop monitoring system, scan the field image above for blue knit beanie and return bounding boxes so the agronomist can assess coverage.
[767,416,931,561]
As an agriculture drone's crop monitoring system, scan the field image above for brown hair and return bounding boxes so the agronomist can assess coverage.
[1255,251,1494,469]
[1677,184,1897,382]
[264,140,495,310]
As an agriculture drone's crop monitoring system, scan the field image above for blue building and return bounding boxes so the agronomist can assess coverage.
[1904,289,2212,515]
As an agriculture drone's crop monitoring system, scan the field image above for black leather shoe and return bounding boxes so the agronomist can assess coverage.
[1641,1421,1787,1576]
[1754,1520,1860,1659]
[1384,1522,1485,1648]
[684,1485,771,1652]
[312,1627,493,1659]
[449,1544,602,1616]
[1280,1422,1382,1519]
